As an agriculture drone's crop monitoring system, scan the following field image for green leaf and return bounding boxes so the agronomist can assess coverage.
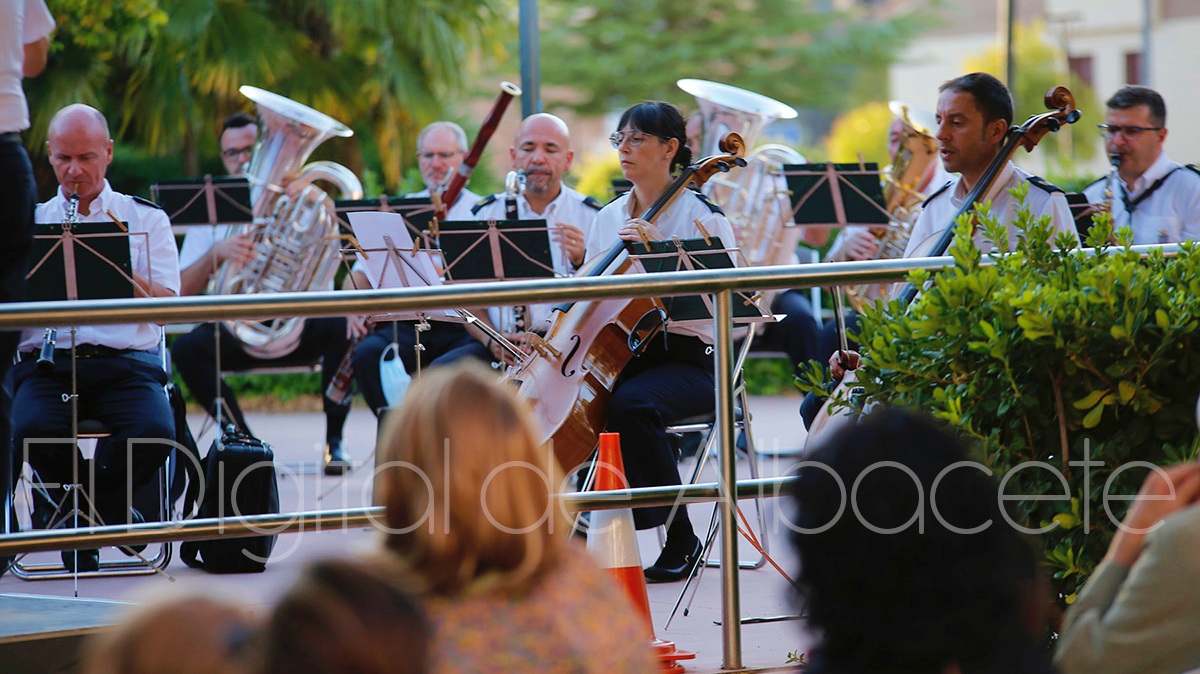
[1082,403,1105,429]
[1118,380,1137,404]
[1073,389,1107,410]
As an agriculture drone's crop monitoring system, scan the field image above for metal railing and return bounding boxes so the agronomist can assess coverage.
[0,245,1177,668]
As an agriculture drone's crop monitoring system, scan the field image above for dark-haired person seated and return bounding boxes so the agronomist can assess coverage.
[583,100,741,583]
[1081,85,1200,244]
[904,72,1076,257]
[790,409,1055,674]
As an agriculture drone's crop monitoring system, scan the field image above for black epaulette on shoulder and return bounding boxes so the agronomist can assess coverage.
[132,195,163,210]
[470,194,498,216]
[691,189,725,215]
[1184,164,1200,179]
[1027,175,1065,194]
[921,181,953,208]
[582,195,604,211]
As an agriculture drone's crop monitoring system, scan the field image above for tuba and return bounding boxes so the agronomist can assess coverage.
[212,86,364,359]
[844,101,938,311]
[679,79,805,272]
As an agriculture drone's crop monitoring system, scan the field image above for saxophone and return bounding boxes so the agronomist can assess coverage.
[844,104,938,311]
[211,86,363,359]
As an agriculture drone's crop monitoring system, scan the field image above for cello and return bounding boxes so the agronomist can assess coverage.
[506,134,748,472]
[805,86,1081,446]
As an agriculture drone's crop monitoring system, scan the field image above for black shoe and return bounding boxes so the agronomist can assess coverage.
[324,439,351,476]
[644,533,702,583]
[62,548,100,573]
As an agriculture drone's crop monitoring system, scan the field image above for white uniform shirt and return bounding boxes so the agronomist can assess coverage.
[586,189,738,344]
[1082,151,1200,244]
[471,185,600,331]
[22,181,181,352]
[904,161,1078,257]
[0,0,54,133]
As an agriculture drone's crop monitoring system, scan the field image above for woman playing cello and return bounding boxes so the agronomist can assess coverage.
[582,101,739,583]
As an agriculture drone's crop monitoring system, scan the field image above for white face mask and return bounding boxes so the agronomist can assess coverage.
[380,342,412,408]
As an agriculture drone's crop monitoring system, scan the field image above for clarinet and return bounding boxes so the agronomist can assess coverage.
[36,192,82,373]
[503,170,528,336]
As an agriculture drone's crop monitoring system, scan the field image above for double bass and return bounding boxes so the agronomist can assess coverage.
[506,134,748,472]
[805,86,1081,446]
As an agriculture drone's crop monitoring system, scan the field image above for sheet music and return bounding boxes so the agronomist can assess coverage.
[347,211,457,320]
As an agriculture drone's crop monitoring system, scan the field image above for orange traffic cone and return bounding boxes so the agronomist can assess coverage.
[586,432,696,672]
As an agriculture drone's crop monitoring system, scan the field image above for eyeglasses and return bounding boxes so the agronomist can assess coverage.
[1098,124,1163,140]
[417,150,462,161]
[220,145,255,160]
[609,131,665,149]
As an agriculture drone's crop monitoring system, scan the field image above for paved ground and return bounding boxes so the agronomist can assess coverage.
[1,395,816,673]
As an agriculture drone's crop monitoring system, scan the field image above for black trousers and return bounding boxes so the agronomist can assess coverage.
[606,333,714,530]
[0,138,36,537]
[11,354,175,525]
[351,320,488,417]
[172,318,351,440]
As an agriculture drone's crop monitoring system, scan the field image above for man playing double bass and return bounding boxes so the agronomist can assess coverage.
[804,73,1078,430]
[903,72,1077,257]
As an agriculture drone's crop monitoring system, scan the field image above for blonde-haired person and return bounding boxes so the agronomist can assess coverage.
[80,594,254,674]
[374,361,657,673]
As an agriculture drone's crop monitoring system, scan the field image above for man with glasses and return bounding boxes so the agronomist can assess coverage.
[347,121,483,418]
[903,72,1076,258]
[1083,86,1200,244]
[172,112,355,475]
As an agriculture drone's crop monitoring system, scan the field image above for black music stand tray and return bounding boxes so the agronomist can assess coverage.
[782,162,892,230]
[27,222,139,303]
[628,236,771,328]
[150,176,254,227]
[436,217,557,284]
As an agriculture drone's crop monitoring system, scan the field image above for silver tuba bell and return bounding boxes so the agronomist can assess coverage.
[678,79,805,270]
[212,86,364,359]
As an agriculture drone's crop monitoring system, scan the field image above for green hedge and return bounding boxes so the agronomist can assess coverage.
[803,187,1200,605]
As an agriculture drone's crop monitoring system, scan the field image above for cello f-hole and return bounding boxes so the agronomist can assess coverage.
[561,335,582,378]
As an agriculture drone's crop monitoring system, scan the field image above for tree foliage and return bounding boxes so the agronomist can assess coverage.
[536,0,928,114]
[804,195,1200,604]
[963,20,1101,172]
[26,0,505,192]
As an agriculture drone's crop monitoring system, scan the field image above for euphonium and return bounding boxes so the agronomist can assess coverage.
[213,86,364,359]
[844,102,937,311]
[679,78,804,270]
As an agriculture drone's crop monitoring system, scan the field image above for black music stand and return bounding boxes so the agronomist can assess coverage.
[150,176,254,227]
[782,162,892,230]
[27,221,138,302]
[437,217,557,283]
[628,236,771,328]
